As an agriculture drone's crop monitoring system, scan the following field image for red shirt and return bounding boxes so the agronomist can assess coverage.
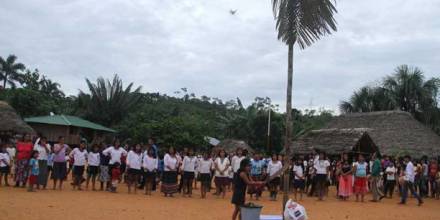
[16,142,33,160]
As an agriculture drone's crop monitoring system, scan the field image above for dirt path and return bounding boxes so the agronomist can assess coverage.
[1,183,439,220]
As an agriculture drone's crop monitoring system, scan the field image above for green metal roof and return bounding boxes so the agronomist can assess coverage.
[24,115,116,133]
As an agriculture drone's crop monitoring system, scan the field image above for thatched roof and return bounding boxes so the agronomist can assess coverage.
[291,128,378,155]
[215,139,254,154]
[0,101,35,134]
[323,111,440,157]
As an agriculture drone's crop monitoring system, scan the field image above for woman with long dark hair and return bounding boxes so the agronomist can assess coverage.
[52,136,69,190]
[231,158,264,220]
[15,134,33,187]
[127,143,142,194]
[338,153,353,200]
[162,147,179,197]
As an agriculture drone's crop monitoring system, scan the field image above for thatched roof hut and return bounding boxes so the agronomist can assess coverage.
[215,139,254,155]
[321,111,440,157]
[0,101,34,134]
[291,128,378,155]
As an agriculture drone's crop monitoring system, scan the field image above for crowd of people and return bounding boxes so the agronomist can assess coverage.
[1,133,440,219]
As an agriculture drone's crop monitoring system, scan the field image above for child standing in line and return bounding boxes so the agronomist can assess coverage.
[182,148,197,197]
[127,144,143,194]
[0,144,11,186]
[198,152,213,199]
[110,162,121,193]
[142,148,158,195]
[69,141,88,190]
[28,151,40,192]
[5,142,16,180]
[99,143,110,191]
[293,158,305,201]
[86,144,100,191]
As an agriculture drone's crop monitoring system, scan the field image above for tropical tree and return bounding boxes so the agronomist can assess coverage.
[39,76,65,97]
[0,54,26,88]
[340,65,440,134]
[79,74,142,127]
[271,0,338,207]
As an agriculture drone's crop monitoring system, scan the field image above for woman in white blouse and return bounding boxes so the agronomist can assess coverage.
[214,149,230,198]
[162,147,179,197]
[33,136,51,189]
[127,144,143,194]
[182,148,197,197]
[142,148,157,195]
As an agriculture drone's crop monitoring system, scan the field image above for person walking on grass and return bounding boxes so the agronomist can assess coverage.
[52,136,69,190]
[127,144,142,194]
[69,140,88,191]
[399,155,423,206]
[370,153,385,202]
[27,151,39,192]
[142,148,157,195]
[198,151,213,199]
[182,148,197,197]
[33,137,51,190]
[86,144,100,190]
[354,154,368,202]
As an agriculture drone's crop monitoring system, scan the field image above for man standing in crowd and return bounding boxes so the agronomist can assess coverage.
[370,152,384,202]
[400,155,423,206]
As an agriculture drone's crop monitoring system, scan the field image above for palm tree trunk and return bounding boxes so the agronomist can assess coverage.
[2,73,7,88]
[282,43,294,212]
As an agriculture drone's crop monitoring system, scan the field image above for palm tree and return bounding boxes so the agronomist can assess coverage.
[80,74,142,126]
[0,54,26,88]
[39,76,65,97]
[384,65,439,114]
[339,86,396,113]
[271,0,338,207]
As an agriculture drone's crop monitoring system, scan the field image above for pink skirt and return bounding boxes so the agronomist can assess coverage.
[338,175,353,197]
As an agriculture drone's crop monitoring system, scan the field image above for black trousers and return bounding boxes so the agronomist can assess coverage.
[384,180,396,197]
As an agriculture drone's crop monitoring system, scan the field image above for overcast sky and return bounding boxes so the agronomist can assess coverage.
[1,0,439,113]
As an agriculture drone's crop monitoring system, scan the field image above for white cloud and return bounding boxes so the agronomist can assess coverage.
[0,0,439,113]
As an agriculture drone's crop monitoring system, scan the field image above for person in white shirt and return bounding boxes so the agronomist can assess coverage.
[384,162,397,198]
[142,148,158,195]
[231,148,245,180]
[214,149,230,198]
[400,155,423,205]
[313,152,330,201]
[267,154,283,201]
[198,152,213,199]
[126,144,143,194]
[182,148,197,197]
[68,141,88,190]
[86,144,100,191]
[102,140,128,166]
[33,137,51,189]
[293,158,305,201]
[0,145,11,186]
[162,147,179,197]
[5,142,16,178]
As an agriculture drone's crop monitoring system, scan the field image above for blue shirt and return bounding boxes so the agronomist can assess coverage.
[251,160,265,176]
[29,158,39,175]
[158,159,164,172]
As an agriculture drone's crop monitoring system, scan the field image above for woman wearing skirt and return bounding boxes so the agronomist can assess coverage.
[162,147,179,197]
[34,137,51,189]
[15,134,33,187]
[338,153,353,200]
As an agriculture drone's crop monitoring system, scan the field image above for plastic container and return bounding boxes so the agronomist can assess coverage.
[260,215,283,220]
[241,203,263,220]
